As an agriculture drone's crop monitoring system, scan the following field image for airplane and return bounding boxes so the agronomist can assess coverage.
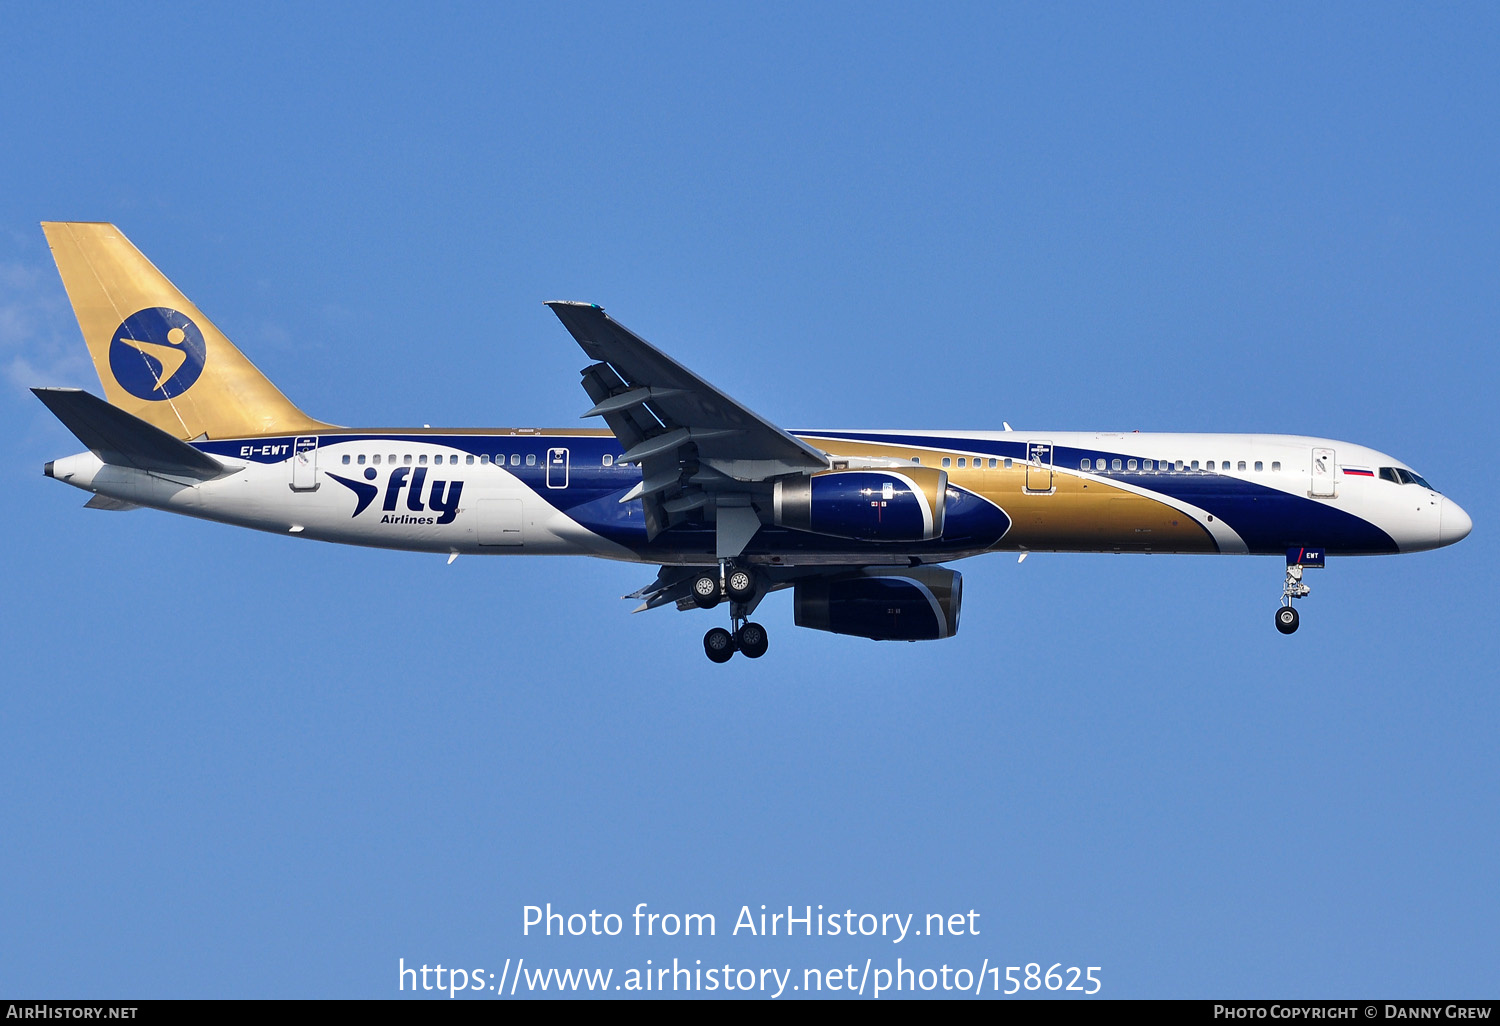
[33,222,1473,662]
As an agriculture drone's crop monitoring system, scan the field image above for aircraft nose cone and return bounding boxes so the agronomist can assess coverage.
[1440,497,1473,545]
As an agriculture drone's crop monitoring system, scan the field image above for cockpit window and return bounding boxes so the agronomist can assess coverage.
[1380,467,1437,490]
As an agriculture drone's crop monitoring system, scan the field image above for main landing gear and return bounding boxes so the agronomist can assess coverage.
[1276,563,1312,635]
[695,561,769,663]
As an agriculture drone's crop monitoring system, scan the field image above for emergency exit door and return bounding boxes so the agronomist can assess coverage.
[546,447,569,489]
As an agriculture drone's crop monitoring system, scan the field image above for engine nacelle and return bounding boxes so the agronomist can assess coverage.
[773,468,948,542]
[793,566,963,641]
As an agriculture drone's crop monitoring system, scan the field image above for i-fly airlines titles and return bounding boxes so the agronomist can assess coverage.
[34,223,1472,662]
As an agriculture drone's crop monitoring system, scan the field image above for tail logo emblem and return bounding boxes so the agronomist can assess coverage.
[108,308,207,401]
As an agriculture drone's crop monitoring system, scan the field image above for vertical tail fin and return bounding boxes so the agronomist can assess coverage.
[41,222,332,440]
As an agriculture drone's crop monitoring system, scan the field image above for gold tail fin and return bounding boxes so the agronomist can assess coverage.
[41,222,332,440]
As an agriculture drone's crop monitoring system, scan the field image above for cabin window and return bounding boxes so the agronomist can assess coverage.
[989,458,997,468]
[526,453,537,467]
[1238,461,1246,471]
[957,457,966,467]
[465,454,474,465]
[419,455,428,465]
[1111,459,1122,471]
[942,457,951,467]
[912,457,921,465]
[511,454,521,466]
[449,455,458,465]
[1272,461,1281,471]
[1127,459,1137,471]
[1254,461,1263,471]
[603,453,614,466]
[480,454,490,464]
[357,454,366,465]
[1191,460,1200,470]
[1081,459,1092,470]
[341,454,351,465]
[372,454,382,465]
[1004,458,1013,469]
[1143,460,1154,471]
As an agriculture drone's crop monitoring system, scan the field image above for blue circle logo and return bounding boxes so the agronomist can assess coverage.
[108,308,207,401]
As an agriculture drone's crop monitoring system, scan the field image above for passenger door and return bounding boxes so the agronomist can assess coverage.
[290,436,319,491]
[1025,440,1054,493]
[1310,447,1336,497]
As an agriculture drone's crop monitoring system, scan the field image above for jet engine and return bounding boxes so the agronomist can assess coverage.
[772,468,948,542]
[793,565,963,641]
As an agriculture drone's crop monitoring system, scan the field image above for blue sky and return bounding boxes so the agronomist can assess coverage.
[1,2,1496,999]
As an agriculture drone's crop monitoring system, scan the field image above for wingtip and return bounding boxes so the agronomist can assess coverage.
[544,300,604,311]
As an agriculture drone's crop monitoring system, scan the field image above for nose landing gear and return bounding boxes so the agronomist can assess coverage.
[1276,555,1318,634]
[698,561,770,662]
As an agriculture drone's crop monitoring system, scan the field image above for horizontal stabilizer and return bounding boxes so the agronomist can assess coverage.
[33,387,227,480]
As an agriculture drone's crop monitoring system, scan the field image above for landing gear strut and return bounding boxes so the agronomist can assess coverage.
[1277,563,1311,634]
[699,561,769,662]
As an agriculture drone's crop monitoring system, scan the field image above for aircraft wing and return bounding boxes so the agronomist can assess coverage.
[546,302,829,542]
